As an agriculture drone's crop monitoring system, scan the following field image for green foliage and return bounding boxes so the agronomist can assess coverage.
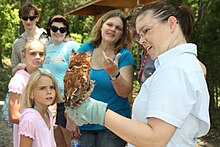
[172,0,220,129]
[170,0,220,107]
[68,15,94,44]
[190,0,220,109]
[62,0,92,14]
[0,2,20,59]
[70,33,90,45]
[0,68,11,100]
[0,0,93,64]
[30,0,94,44]
[0,0,93,98]
[133,79,140,94]
[0,0,219,129]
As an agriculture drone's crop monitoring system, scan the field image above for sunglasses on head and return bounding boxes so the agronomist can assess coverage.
[21,16,37,21]
[50,26,67,33]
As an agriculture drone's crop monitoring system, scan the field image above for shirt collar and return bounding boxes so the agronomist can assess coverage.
[22,27,43,39]
[154,43,197,69]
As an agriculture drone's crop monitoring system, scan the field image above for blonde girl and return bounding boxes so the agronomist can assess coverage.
[8,39,45,147]
[19,70,63,147]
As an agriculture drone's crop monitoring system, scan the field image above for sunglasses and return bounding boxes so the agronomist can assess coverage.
[50,26,67,33]
[21,16,37,21]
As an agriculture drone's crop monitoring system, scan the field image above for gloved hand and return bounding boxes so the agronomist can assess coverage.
[65,97,108,126]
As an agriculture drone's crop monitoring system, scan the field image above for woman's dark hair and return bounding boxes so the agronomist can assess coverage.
[126,6,143,42]
[136,0,194,41]
[46,15,70,37]
[19,2,39,18]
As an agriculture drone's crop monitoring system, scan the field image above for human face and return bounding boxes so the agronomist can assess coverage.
[136,12,171,60]
[101,17,123,45]
[23,42,45,72]
[50,22,67,45]
[21,10,38,31]
[32,76,56,109]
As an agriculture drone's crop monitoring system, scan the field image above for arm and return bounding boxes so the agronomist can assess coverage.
[199,61,207,77]
[66,97,176,146]
[65,112,81,138]
[103,52,134,98]
[11,43,21,68]
[111,65,134,97]
[8,92,21,124]
[20,135,33,147]
[105,110,176,147]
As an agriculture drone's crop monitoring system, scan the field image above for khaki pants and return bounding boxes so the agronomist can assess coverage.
[54,125,71,147]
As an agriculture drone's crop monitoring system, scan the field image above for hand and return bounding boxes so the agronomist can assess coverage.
[65,97,108,126]
[102,51,121,76]
[65,113,81,138]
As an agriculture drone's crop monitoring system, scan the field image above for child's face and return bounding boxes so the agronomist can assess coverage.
[32,75,56,108]
[23,42,45,72]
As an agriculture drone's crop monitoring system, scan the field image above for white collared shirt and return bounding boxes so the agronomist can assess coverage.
[129,43,210,147]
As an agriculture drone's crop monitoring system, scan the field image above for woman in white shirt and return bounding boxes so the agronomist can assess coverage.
[65,1,210,146]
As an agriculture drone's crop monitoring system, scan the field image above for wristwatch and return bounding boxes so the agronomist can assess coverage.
[109,72,120,81]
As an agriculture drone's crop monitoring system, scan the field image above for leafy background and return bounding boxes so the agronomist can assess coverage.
[0,0,219,133]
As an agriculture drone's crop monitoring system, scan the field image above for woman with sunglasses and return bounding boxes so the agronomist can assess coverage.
[43,15,80,147]
[66,1,210,146]
[11,2,49,70]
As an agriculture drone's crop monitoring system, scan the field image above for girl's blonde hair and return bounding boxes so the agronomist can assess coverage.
[20,70,63,108]
[22,39,45,53]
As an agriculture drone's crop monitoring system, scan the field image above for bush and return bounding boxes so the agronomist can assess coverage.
[0,68,11,100]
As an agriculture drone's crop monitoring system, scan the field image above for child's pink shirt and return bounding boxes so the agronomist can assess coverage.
[8,70,30,147]
[19,108,56,147]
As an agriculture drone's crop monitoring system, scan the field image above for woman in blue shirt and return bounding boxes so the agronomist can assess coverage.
[66,1,210,147]
[76,9,135,147]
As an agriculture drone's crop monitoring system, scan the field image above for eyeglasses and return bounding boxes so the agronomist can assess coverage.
[135,29,149,42]
[21,16,37,21]
[50,26,67,33]
[136,21,160,42]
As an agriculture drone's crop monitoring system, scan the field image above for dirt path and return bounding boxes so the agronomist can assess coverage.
[0,100,219,147]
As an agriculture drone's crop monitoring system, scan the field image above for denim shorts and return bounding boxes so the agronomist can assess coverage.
[79,129,127,147]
